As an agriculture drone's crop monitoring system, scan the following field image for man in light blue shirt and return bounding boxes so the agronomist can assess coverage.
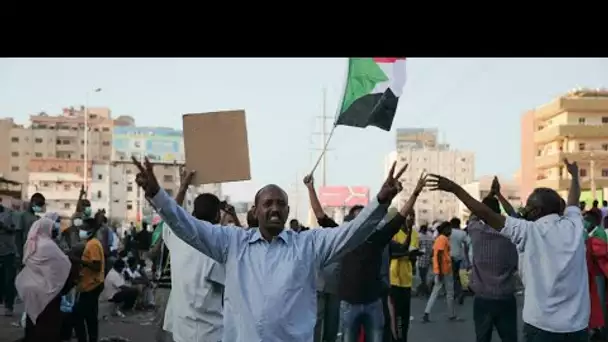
[133,157,406,342]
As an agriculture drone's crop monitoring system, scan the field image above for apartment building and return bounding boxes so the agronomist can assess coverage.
[520,89,608,203]
[26,171,84,218]
[386,128,475,225]
[1,106,113,187]
[89,163,112,216]
[457,176,521,222]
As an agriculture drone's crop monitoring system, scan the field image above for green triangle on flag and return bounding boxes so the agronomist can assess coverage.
[335,57,407,131]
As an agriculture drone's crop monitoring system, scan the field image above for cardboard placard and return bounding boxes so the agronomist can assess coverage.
[182,110,251,185]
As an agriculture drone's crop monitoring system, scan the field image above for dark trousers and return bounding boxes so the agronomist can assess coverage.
[74,284,103,342]
[24,295,62,342]
[60,312,74,341]
[382,295,391,342]
[315,292,341,342]
[523,323,588,342]
[111,288,138,311]
[473,296,518,342]
[417,266,431,296]
[0,254,17,310]
[451,258,462,297]
[390,286,411,342]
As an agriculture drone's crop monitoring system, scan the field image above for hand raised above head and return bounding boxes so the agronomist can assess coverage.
[132,156,161,198]
[377,161,408,204]
[490,176,500,195]
[303,174,314,188]
[426,174,459,193]
[180,167,196,188]
[564,158,579,177]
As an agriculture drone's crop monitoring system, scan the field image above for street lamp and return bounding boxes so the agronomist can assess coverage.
[84,88,102,192]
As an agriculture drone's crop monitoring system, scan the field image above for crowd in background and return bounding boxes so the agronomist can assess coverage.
[2,156,608,342]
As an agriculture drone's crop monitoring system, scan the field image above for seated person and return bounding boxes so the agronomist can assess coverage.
[101,259,139,316]
[123,257,154,309]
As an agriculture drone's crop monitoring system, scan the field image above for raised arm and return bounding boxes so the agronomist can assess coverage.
[312,161,408,266]
[133,157,234,263]
[368,173,426,246]
[564,159,580,208]
[491,177,517,217]
[303,174,327,220]
[427,174,506,230]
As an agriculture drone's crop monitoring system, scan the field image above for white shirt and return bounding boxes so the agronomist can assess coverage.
[102,269,125,301]
[163,223,225,342]
[449,228,467,260]
[501,206,589,333]
[601,206,608,221]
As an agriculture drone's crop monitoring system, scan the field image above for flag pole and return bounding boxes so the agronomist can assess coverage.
[310,59,350,175]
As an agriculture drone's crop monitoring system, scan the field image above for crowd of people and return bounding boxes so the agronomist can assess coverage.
[1,155,608,342]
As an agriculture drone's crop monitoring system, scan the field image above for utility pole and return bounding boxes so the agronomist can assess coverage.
[311,88,333,187]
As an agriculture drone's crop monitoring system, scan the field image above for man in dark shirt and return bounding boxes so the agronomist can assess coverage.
[136,222,152,260]
[312,173,425,342]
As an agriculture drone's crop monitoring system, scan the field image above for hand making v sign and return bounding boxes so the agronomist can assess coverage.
[132,156,161,198]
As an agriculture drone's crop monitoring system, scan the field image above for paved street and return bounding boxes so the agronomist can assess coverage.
[1,295,523,341]
[409,294,524,341]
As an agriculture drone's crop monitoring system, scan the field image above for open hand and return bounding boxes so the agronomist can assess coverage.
[132,156,161,197]
[426,174,459,193]
[564,158,578,177]
[303,174,314,189]
[377,162,408,204]
[180,167,196,188]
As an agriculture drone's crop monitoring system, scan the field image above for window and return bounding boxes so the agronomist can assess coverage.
[602,169,608,178]
[64,184,70,191]
[603,117,608,124]
[126,169,132,175]
[578,117,586,124]
[102,127,110,132]
[11,166,19,172]
[56,139,62,145]
[580,169,587,177]
[81,154,84,159]
[35,152,43,158]
[64,203,70,209]
[113,181,119,185]
[35,138,43,143]
[11,151,19,157]
[97,174,103,180]
[11,137,19,143]
[163,175,173,182]
[126,204,133,210]
[579,143,586,151]
[127,186,133,192]
[603,144,608,151]
[97,191,102,199]
[102,141,110,146]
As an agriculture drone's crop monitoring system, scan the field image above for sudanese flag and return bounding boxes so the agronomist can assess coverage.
[336,57,407,131]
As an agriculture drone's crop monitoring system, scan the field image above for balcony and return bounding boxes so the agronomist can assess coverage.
[534,124,608,144]
[536,178,608,190]
[534,96,608,121]
[56,129,78,138]
[536,151,608,169]
[56,143,76,152]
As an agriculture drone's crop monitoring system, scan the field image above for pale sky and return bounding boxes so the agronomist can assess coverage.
[1,58,607,220]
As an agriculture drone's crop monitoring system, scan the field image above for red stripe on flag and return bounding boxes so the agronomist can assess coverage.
[373,57,406,63]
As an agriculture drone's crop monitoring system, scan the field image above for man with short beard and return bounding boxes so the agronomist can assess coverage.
[133,156,405,342]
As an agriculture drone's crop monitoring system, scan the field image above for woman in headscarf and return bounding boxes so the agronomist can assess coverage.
[15,217,78,342]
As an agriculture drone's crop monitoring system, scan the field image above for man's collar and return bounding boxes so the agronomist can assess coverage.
[248,228,291,244]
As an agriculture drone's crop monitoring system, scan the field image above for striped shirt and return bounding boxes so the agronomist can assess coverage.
[467,219,518,299]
